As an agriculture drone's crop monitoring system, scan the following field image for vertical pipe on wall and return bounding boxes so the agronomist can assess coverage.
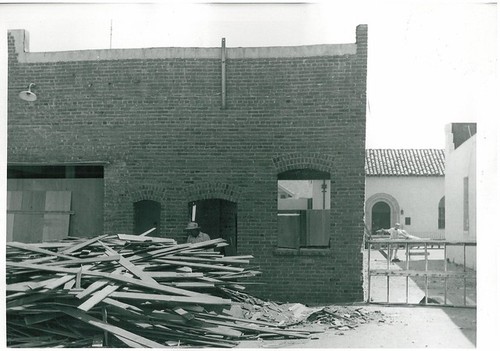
[221,38,226,109]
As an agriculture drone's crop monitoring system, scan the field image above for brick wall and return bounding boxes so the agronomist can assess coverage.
[7,25,368,303]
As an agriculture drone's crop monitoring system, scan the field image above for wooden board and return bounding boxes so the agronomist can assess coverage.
[7,190,72,243]
[306,209,330,246]
[117,234,175,244]
[12,191,45,243]
[7,242,77,261]
[155,258,245,272]
[78,284,120,312]
[8,178,104,239]
[43,191,72,242]
[58,306,166,348]
[7,191,23,242]
[277,212,301,249]
[108,291,232,305]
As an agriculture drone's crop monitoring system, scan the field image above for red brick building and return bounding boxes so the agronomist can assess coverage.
[7,25,368,303]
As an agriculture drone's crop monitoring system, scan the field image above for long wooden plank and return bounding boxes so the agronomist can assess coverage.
[78,284,120,312]
[108,291,232,305]
[138,227,157,236]
[165,255,244,264]
[154,258,245,272]
[44,275,75,290]
[24,255,59,264]
[117,234,175,243]
[171,282,215,288]
[102,297,144,313]
[145,272,204,279]
[214,258,251,264]
[57,306,166,348]
[59,234,109,254]
[130,238,226,262]
[75,280,109,299]
[45,255,121,266]
[7,242,77,260]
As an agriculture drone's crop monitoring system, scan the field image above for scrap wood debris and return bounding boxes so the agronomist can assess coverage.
[6,232,318,348]
[219,288,385,332]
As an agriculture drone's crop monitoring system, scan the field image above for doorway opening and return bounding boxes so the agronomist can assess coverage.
[371,201,391,234]
[188,199,237,255]
[134,200,161,235]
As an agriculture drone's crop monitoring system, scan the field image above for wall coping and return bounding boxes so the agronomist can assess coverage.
[9,29,357,63]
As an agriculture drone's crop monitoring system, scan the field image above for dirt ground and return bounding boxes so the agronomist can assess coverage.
[237,248,478,349]
[237,304,476,349]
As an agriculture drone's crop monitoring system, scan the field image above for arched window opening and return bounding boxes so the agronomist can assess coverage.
[277,169,330,249]
[133,200,161,235]
[438,196,445,229]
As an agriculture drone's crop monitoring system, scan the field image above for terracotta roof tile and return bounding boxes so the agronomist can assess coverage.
[365,149,445,176]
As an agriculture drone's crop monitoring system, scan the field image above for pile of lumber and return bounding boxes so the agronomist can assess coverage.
[6,231,315,348]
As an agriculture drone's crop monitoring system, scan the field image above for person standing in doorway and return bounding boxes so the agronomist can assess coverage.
[185,222,211,244]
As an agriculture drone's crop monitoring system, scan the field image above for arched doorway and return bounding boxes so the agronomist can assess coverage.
[371,201,391,234]
[133,200,161,235]
[188,199,237,255]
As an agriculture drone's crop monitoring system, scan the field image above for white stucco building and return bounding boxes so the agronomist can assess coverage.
[365,149,445,239]
[444,123,477,269]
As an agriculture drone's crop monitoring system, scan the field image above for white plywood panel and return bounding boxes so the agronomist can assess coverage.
[43,191,72,242]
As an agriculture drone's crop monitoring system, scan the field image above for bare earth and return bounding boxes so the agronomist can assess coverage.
[237,304,476,348]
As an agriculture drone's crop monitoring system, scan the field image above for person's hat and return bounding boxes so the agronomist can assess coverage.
[185,222,201,230]
[395,223,400,226]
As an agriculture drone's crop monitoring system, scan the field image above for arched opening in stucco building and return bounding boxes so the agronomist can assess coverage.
[188,199,238,255]
[133,200,161,235]
[371,201,391,234]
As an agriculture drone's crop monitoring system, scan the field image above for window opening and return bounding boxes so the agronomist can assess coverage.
[277,169,330,248]
[438,196,445,229]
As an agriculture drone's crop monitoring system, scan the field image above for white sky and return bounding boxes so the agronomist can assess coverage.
[0,0,497,149]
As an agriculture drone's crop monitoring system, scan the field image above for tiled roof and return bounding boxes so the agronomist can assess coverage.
[365,149,445,176]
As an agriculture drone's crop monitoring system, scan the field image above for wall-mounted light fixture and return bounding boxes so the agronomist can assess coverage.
[19,83,37,102]
[401,209,404,215]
